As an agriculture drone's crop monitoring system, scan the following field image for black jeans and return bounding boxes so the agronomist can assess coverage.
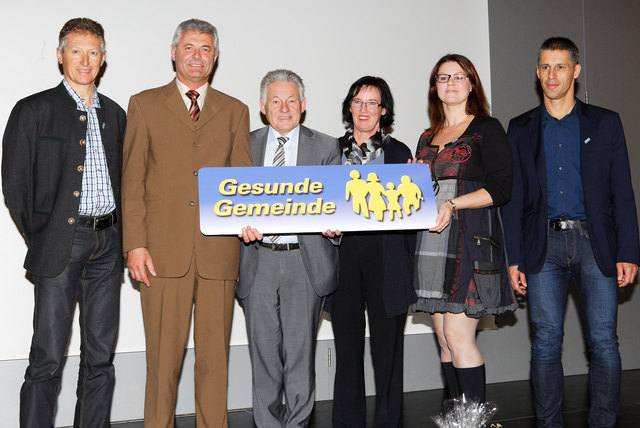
[20,223,122,428]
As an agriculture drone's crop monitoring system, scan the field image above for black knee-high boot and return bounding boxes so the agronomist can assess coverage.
[441,362,461,398]
[454,364,486,402]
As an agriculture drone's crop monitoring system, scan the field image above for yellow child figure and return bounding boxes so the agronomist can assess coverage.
[383,183,403,220]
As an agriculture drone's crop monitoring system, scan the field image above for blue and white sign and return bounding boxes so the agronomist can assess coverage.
[198,163,437,235]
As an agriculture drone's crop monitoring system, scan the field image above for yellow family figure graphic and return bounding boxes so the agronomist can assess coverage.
[346,170,422,221]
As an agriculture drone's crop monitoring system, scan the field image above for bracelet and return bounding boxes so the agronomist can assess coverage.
[446,199,456,213]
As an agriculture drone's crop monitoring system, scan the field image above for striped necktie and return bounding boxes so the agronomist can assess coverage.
[269,136,289,243]
[273,136,288,166]
[186,90,200,125]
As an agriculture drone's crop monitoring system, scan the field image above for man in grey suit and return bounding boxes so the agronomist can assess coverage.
[238,69,340,428]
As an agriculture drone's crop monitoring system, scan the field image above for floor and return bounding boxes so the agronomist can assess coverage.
[111,370,640,427]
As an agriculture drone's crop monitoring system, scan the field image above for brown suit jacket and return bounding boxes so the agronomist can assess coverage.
[122,79,251,279]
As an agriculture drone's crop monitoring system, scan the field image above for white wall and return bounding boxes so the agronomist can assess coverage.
[0,0,492,361]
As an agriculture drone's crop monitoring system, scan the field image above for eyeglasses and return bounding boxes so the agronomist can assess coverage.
[435,73,467,84]
[351,99,382,109]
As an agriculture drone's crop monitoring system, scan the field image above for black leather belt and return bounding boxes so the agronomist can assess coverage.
[77,212,117,231]
[258,241,300,251]
[549,219,587,232]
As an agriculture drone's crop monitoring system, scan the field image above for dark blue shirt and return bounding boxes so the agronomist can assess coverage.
[543,100,586,220]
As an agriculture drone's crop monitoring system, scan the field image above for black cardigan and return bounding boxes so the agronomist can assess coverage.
[375,137,418,317]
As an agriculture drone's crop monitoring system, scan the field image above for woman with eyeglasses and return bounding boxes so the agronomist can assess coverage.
[328,76,417,428]
[412,54,516,403]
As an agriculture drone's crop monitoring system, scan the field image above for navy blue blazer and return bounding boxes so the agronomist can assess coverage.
[501,100,640,276]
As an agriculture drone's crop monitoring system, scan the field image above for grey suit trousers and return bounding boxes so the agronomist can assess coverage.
[242,245,324,428]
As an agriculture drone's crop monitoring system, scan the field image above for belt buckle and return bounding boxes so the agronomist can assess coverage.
[94,212,113,230]
[94,215,104,230]
[550,219,566,231]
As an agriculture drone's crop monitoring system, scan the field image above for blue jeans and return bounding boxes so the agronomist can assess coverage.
[527,224,620,428]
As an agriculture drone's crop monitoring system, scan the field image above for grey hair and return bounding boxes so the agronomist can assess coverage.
[260,69,305,103]
[172,19,219,56]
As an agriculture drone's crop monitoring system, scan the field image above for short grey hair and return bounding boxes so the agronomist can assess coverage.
[172,19,219,56]
[260,69,305,103]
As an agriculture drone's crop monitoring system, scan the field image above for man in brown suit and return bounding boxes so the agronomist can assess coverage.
[122,19,251,427]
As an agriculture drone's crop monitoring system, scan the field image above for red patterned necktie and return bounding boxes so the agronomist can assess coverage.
[186,90,200,125]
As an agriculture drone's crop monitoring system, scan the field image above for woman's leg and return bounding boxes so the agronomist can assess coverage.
[442,313,485,401]
[431,313,460,398]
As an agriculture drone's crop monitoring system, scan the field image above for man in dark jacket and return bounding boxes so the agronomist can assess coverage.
[2,18,126,428]
[502,37,639,427]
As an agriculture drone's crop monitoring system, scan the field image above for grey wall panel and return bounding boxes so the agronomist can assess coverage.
[583,0,640,370]
[488,0,585,128]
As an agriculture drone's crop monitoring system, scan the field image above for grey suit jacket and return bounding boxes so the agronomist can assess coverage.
[236,125,341,299]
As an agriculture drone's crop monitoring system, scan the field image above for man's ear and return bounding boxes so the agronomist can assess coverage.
[573,63,582,79]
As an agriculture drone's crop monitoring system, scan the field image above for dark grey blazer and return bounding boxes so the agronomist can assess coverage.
[2,82,127,277]
[236,125,341,299]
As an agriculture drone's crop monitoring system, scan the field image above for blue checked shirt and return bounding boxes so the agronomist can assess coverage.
[63,79,116,216]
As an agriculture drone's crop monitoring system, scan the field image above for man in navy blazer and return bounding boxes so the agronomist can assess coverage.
[238,69,340,428]
[502,37,639,427]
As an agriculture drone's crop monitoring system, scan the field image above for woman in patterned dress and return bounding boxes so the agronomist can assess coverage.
[413,54,517,402]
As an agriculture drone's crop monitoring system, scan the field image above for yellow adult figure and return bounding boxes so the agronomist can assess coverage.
[345,170,370,217]
[366,172,387,221]
[398,175,423,215]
